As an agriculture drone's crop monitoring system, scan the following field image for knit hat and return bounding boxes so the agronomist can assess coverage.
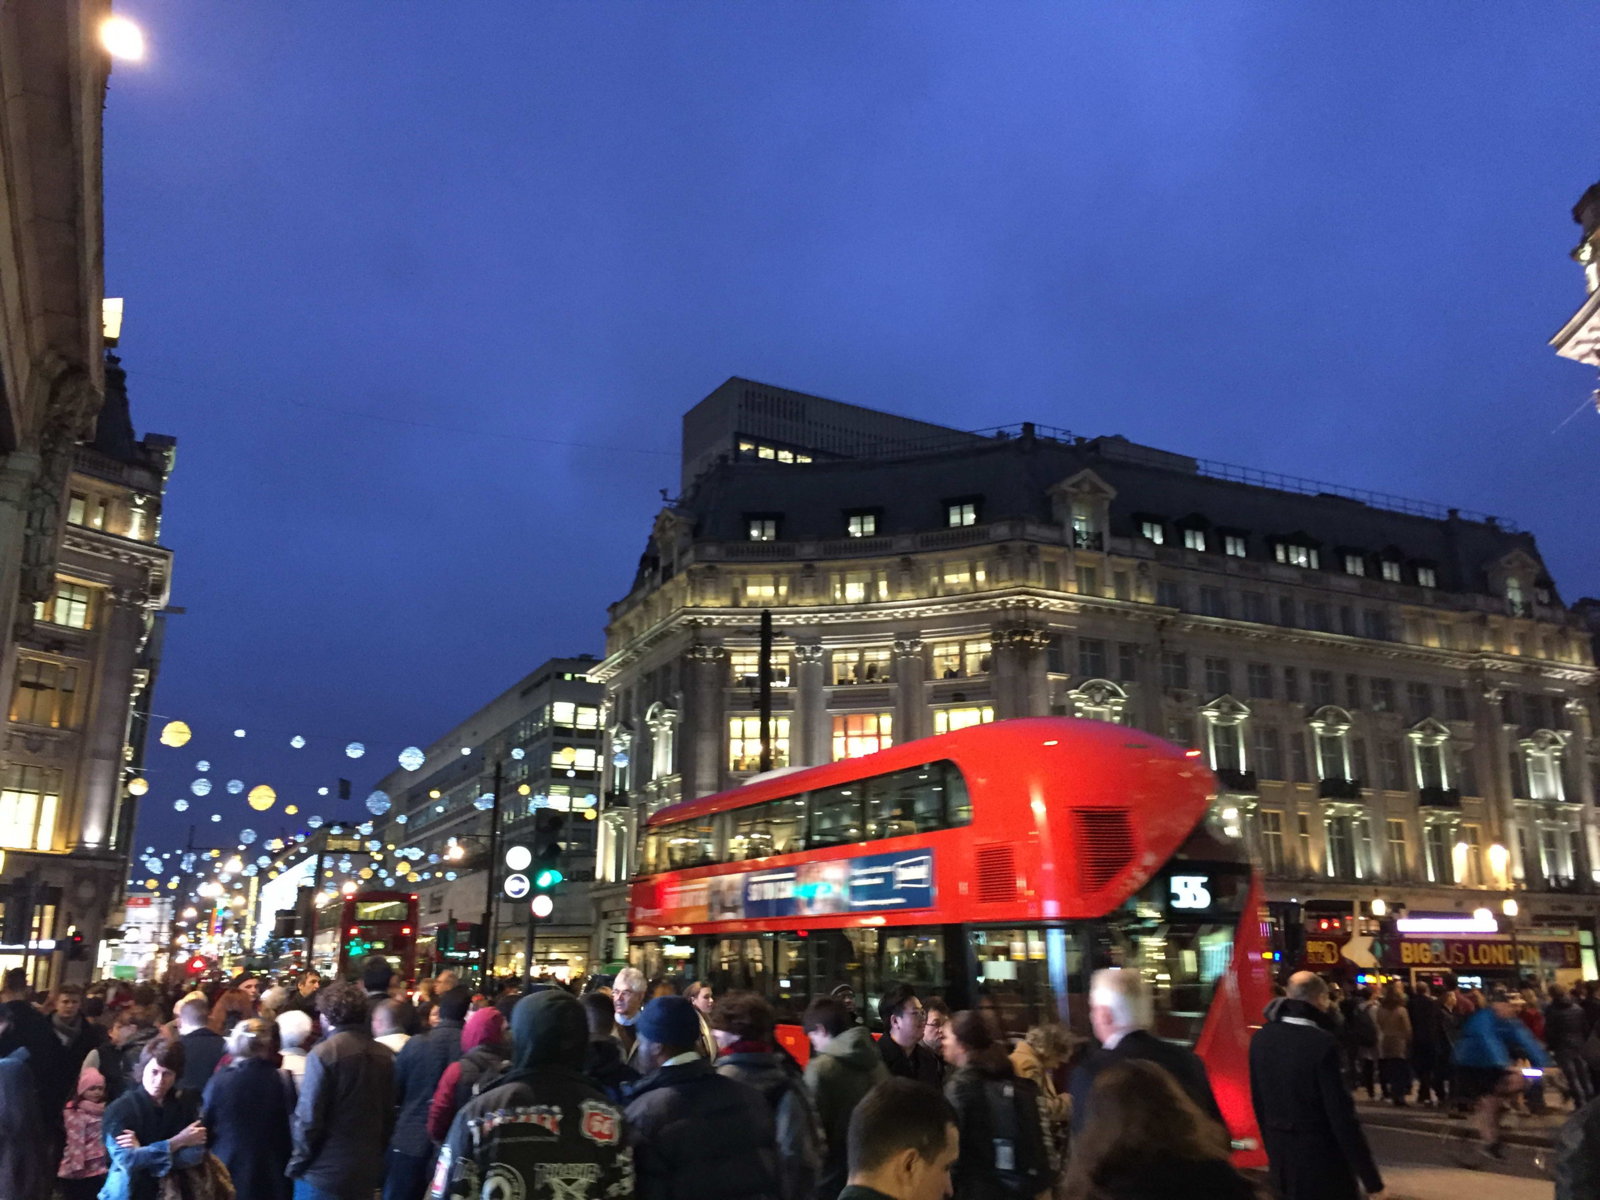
[636,995,700,1049]
[461,1006,507,1053]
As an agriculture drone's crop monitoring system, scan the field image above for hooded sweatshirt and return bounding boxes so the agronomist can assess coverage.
[426,1007,508,1142]
[428,991,633,1200]
[59,1065,109,1180]
[803,1025,889,1200]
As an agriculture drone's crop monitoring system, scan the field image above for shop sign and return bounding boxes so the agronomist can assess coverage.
[1394,938,1579,970]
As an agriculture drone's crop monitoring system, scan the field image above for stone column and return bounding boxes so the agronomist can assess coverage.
[1476,684,1515,850]
[76,587,149,850]
[893,637,925,743]
[991,625,1050,720]
[792,643,829,767]
[1564,698,1594,885]
[684,644,726,799]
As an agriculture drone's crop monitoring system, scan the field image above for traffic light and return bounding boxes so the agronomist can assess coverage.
[186,955,208,974]
[65,928,85,960]
[533,810,566,887]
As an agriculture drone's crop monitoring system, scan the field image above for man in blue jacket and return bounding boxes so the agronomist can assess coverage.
[1452,989,1551,1160]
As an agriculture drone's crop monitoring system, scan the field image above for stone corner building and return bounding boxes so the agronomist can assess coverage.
[0,2,175,986]
[589,377,1599,976]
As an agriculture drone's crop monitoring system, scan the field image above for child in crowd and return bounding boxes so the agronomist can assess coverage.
[58,1065,110,1200]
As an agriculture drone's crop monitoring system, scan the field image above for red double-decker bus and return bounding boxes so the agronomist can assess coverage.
[629,716,1271,1162]
[310,890,419,980]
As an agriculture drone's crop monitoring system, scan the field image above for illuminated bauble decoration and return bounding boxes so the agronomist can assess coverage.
[338,858,353,873]
[445,871,457,881]
[284,804,299,815]
[583,808,597,821]
[398,746,425,772]
[359,867,373,879]
[196,760,210,772]
[474,794,494,811]
[460,747,472,756]
[290,735,306,749]
[145,878,158,889]
[395,814,408,824]
[307,816,324,829]
[316,787,328,797]
[510,747,525,761]
[612,750,629,769]
[357,821,374,836]
[239,829,256,845]
[226,779,243,794]
[191,778,212,797]
[517,784,532,796]
[127,777,149,796]
[345,742,365,759]
[256,855,270,866]
[160,720,192,748]
[173,798,188,812]
[247,784,276,812]
[244,865,258,877]
[233,729,246,738]
[209,814,221,823]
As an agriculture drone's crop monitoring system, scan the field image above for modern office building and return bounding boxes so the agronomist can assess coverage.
[371,656,603,981]
[590,378,1599,979]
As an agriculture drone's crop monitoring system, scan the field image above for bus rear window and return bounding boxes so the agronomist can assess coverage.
[353,901,407,921]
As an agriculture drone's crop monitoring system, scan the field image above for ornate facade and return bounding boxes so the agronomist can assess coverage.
[590,381,1600,972]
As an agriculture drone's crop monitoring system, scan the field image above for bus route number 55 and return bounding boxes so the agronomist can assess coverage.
[1169,874,1213,910]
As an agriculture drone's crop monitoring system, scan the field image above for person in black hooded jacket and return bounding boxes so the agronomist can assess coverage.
[710,991,822,1200]
[580,992,639,1102]
[430,989,633,1200]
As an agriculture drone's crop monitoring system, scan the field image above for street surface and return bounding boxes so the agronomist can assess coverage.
[1356,1097,1561,1200]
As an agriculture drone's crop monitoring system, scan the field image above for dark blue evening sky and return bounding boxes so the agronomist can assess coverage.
[105,3,1599,857]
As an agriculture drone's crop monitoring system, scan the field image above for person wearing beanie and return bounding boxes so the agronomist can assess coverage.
[425,1007,508,1142]
[386,986,470,1200]
[624,995,780,1200]
[431,990,633,1199]
[57,1065,109,1200]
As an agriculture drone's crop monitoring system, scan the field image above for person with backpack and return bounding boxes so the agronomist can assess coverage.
[1343,987,1379,1100]
[804,995,889,1200]
[425,1006,509,1142]
[711,990,823,1200]
[943,1009,1056,1200]
[430,989,632,1200]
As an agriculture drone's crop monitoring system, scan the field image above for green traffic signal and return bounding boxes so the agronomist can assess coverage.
[534,867,564,889]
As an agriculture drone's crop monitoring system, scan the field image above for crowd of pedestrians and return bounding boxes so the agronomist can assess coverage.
[10,957,1600,1200]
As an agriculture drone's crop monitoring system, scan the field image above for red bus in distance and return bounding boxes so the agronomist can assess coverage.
[629,716,1271,1164]
[311,889,419,980]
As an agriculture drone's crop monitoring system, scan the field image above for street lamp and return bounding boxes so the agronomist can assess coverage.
[99,15,146,61]
[1370,898,1388,918]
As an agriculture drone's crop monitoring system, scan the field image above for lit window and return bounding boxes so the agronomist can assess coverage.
[737,440,757,456]
[1416,566,1437,589]
[1378,560,1401,582]
[776,449,795,463]
[930,638,991,679]
[9,658,80,729]
[1506,578,1528,616]
[0,764,61,851]
[747,517,779,542]
[741,574,787,604]
[832,712,893,760]
[937,562,986,592]
[1183,528,1206,552]
[126,504,149,541]
[728,715,791,772]
[832,647,891,685]
[551,701,577,725]
[834,570,889,604]
[947,501,978,528]
[846,512,877,538]
[67,493,88,527]
[757,446,776,460]
[1139,520,1164,545]
[93,498,110,530]
[551,747,599,773]
[34,582,93,630]
[1343,554,1366,577]
[1223,535,1247,558]
[729,650,790,687]
[1274,542,1318,570]
[933,706,993,735]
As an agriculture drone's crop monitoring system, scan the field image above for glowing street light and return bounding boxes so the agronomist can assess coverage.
[1502,898,1519,918]
[1369,898,1387,918]
[100,15,146,61]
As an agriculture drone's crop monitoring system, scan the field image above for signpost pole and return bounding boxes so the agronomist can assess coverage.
[480,759,503,983]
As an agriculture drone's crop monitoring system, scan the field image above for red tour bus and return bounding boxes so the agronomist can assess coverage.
[629,716,1271,1162]
[311,889,419,980]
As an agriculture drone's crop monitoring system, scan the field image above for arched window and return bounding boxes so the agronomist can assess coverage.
[1200,695,1250,774]
[1063,678,1128,724]
[1521,730,1566,802]
[644,702,678,782]
[1407,717,1452,795]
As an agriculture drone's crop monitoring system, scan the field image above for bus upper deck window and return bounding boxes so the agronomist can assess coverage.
[808,784,865,848]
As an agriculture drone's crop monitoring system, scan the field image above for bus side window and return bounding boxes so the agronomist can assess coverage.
[943,764,973,826]
[807,783,865,848]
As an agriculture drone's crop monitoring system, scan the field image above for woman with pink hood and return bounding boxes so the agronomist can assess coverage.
[426,1005,509,1142]
[57,1064,109,1200]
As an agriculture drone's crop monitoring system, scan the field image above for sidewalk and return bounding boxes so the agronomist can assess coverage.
[1356,1095,1567,1146]
[1379,1163,1553,1200]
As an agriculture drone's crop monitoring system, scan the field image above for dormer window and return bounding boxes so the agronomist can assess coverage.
[1274,540,1319,570]
[746,515,780,542]
[1535,583,1553,606]
[1183,528,1207,552]
[1379,560,1402,582]
[1139,519,1165,545]
[1416,565,1438,589]
[946,499,980,528]
[1343,554,1366,577]
[1223,534,1247,558]
[845,510,879,538]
